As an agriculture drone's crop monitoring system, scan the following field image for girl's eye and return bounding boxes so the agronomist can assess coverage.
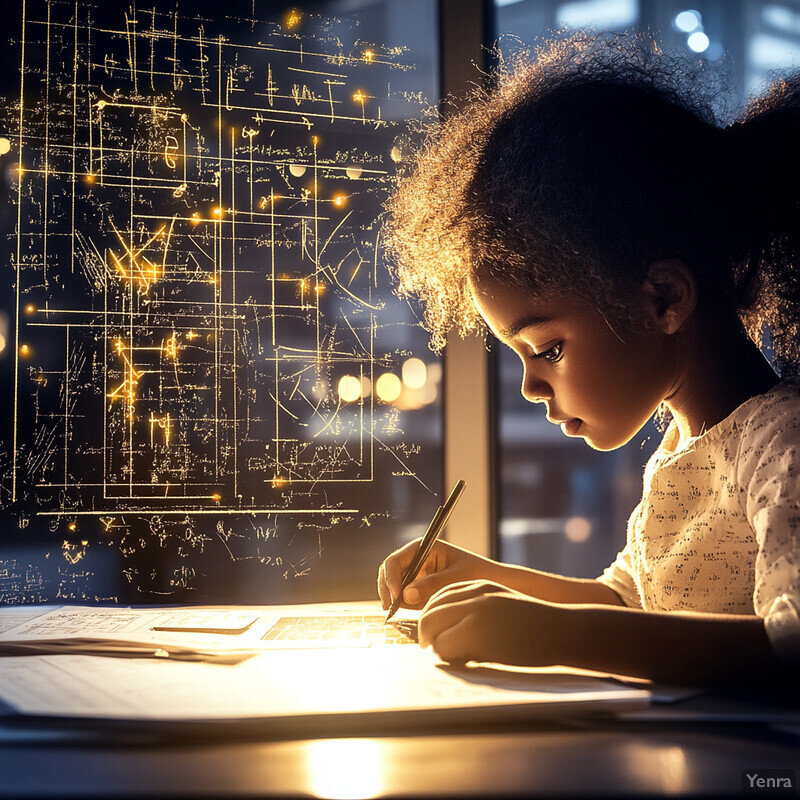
[532,342,563,364]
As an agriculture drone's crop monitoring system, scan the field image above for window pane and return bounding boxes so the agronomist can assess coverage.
[0,0,441,604]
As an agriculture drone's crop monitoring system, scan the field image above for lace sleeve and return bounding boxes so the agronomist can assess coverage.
[741,389,800,668]
[597,542,643,608]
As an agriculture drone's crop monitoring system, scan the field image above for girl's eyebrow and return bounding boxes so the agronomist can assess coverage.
[500,314,554,340]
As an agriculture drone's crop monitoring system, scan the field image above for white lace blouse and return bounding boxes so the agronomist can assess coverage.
[598,381,800,667]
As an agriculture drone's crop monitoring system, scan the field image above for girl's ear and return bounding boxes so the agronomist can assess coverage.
[641,260,698,334]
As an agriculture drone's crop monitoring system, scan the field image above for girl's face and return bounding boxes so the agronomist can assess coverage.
[471,274,676,451]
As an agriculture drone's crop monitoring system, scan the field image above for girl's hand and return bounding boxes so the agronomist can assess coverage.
[377,540,503,611]
[418,579,569,666]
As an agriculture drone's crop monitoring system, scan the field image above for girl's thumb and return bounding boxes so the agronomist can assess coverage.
[403,572,448,605]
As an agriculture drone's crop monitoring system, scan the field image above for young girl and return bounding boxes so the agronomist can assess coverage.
[376,32,800,687]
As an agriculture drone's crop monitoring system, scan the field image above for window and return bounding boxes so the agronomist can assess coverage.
[0,0,441,605]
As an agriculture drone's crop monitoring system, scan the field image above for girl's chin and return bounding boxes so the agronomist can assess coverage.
[583,427,638,453]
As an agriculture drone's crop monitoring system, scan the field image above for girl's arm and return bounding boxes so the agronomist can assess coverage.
[564,602,785,686]
[488,562,627,606]
[418,582,789,687]
[378,539,626,609]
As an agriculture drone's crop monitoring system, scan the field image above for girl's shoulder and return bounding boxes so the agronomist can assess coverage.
[737,380,800,432]
[728,380,800,466]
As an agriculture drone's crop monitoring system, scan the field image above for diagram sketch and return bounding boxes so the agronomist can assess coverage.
[0,0,442,603]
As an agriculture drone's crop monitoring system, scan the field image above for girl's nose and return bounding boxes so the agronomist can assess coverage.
[521,364,552,403]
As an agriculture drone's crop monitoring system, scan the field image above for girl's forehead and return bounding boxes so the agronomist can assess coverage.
[469,275,590,338]
[470,273,574,314]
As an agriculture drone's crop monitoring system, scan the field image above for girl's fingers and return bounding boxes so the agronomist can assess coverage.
[425,612,478,664]
[418,594,489,648]
[423,579,508,613]
[377,563,390,609]
[402,569,469,607]
[421,593,561,667]
[382,538,424,599]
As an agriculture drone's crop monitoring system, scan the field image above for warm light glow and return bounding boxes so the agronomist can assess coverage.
[149,412,172,446]
[284,9,302,29]
[401,357,426,389]
[190,212,201,225]
[213,206,223,217]
[345,165,362,180]
[25,304,35,314]
[68,522,77,532]
[305,739,384,800]
[363,50,374,63]
[624,743,689,794]
[289,163,307,177]
[62,540,87,564]
[375,373,401,403]
[108,339,143,406]
[19,344,30,357]
[352,90,366,103]
[333,194,347,208]
[394,361,439,410]
[338,375,361,403]
[211,493,221,502]
[110,248,161,292]
[360,376,371,397]
[0,137,11,155]
[108,221,165,291]
[564,516,592,543]
[162,332,179,360]
[186,330,199,341]
[272,475,286,488]
[85,172,96,184]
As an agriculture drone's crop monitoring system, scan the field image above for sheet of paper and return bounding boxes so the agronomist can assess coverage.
[0,606,260,641]
[0,647,650,722]
[0,606,281,662]
[0,606,53,634]
[0,602,420,656]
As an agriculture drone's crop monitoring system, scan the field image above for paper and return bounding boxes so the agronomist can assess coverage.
[0,602,650,724]
[0,606,52,634]
[0,606,275,662]
[0,647,651,722]
[0,603,421,660]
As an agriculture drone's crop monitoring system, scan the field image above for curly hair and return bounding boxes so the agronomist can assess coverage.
[385,31,800,375]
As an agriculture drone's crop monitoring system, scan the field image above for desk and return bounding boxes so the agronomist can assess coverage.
[2,700,799,797]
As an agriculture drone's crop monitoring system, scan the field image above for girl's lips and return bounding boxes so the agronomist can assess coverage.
[561,419,582,436]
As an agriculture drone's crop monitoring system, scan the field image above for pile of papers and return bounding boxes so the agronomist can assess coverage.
[0,606,267,663]
[0,603,654,726]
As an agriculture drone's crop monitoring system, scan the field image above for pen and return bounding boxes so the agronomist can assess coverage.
[385,479,466,623]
